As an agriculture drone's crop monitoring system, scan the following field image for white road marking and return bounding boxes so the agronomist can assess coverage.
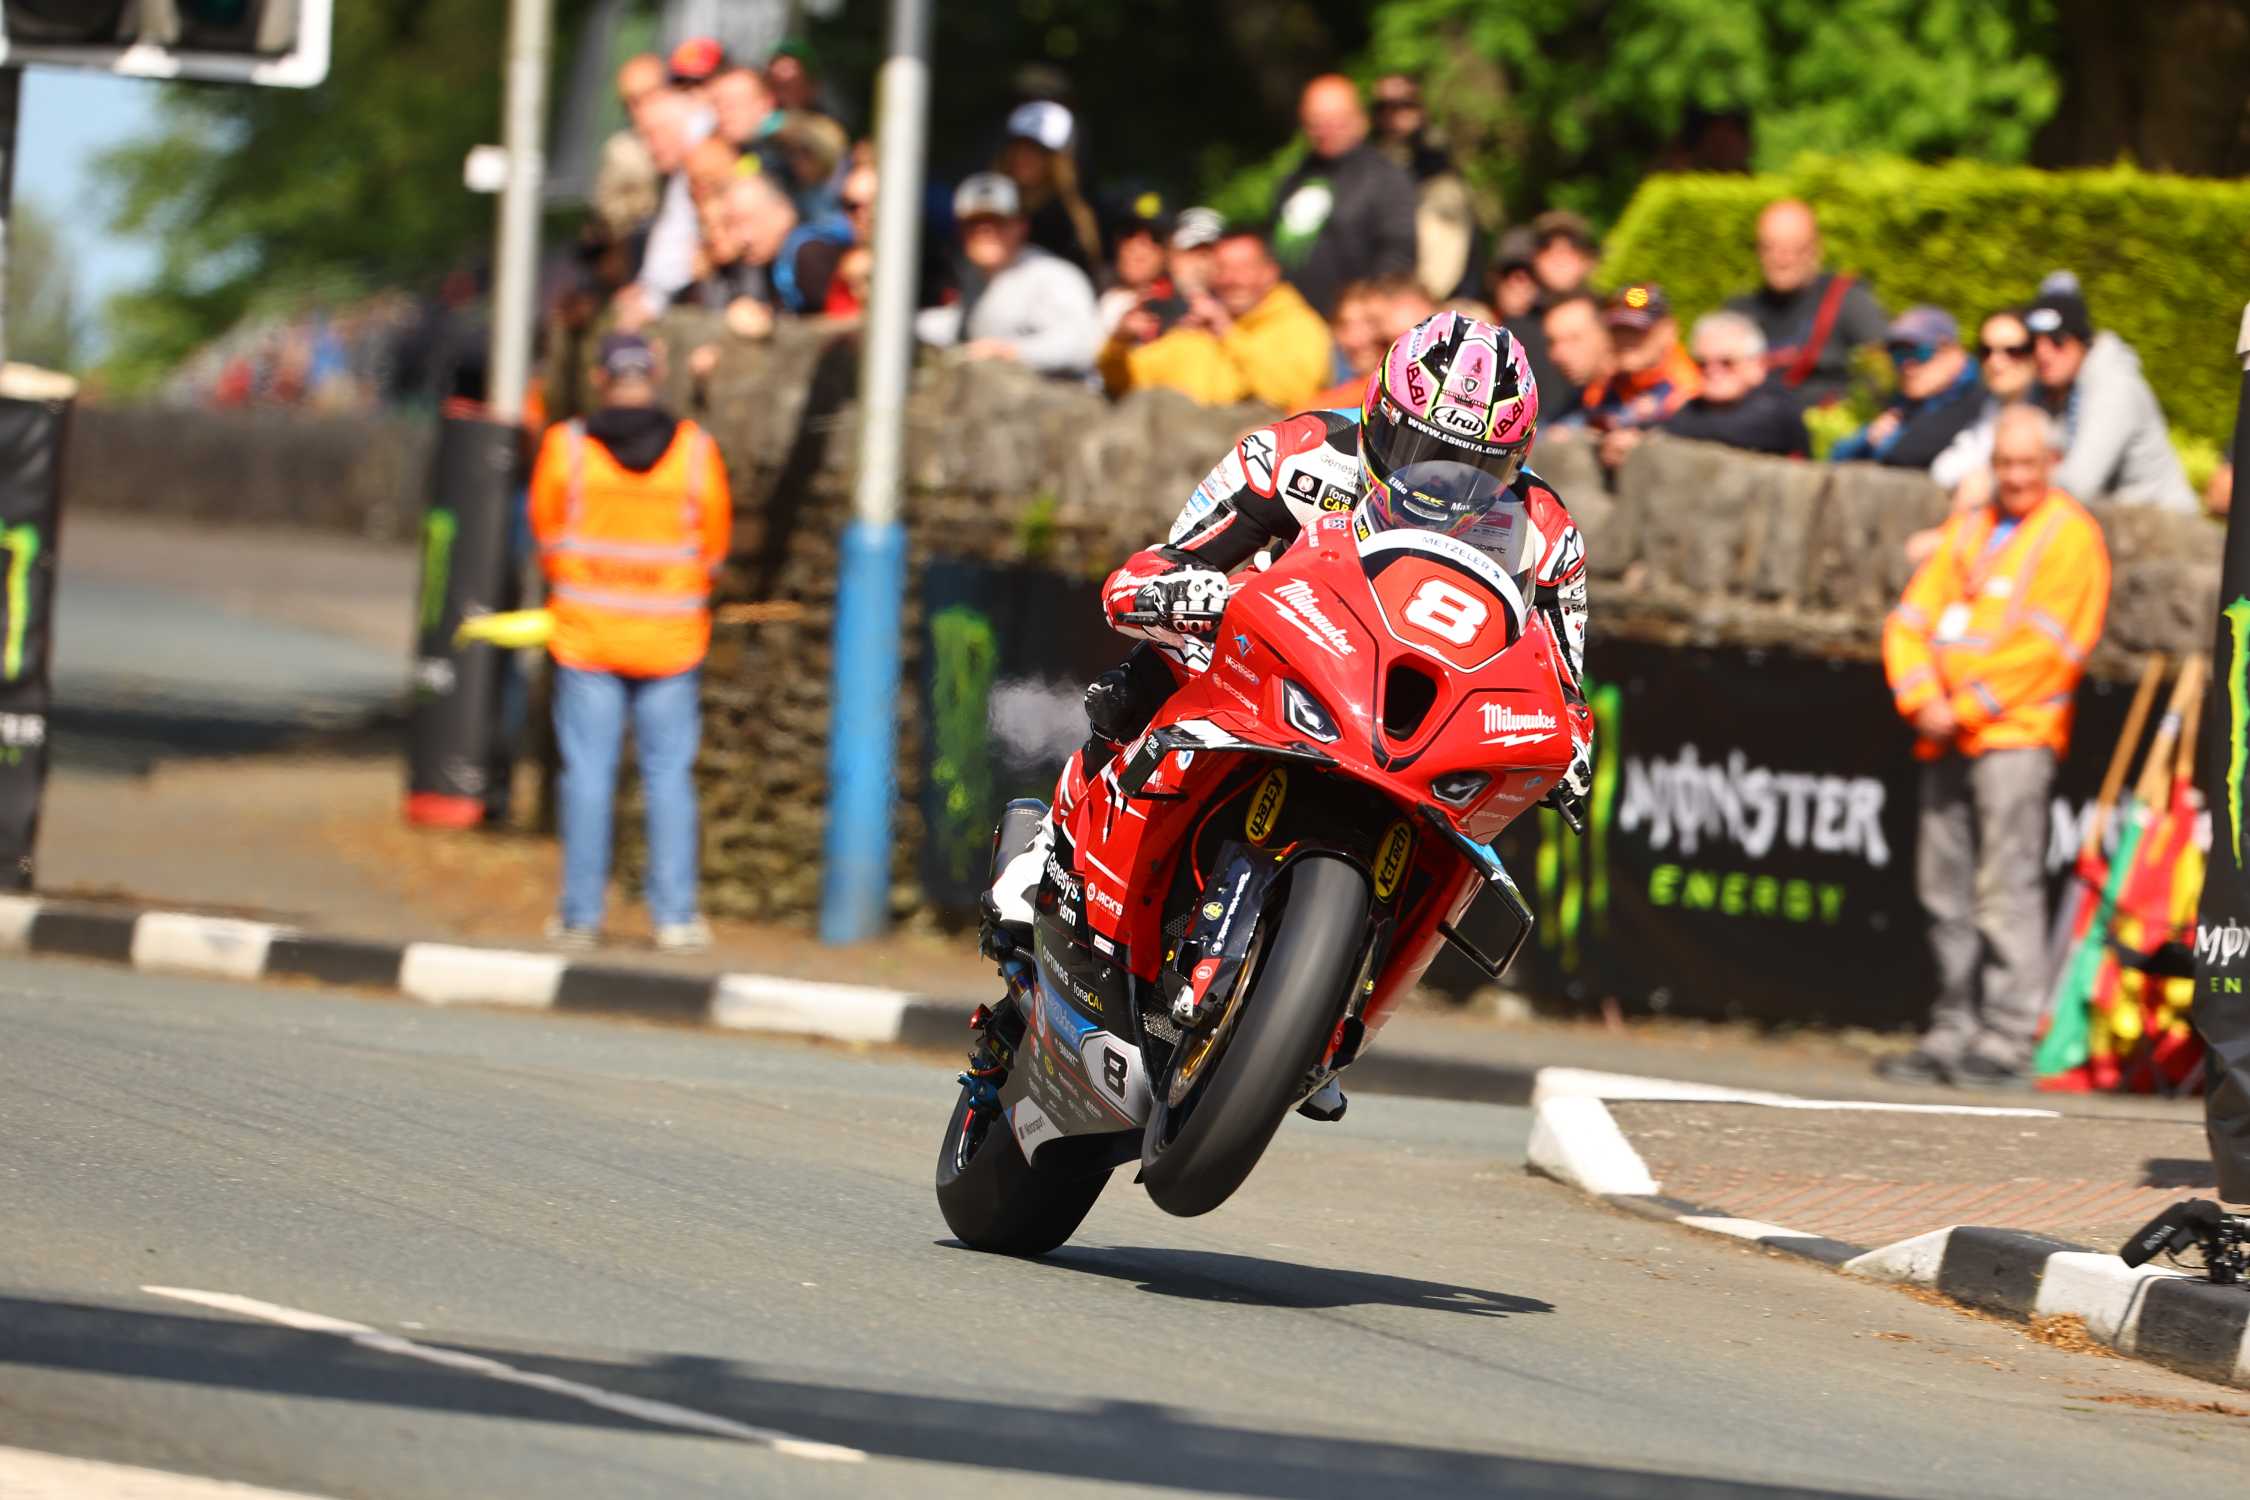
[141,1287,864,1464]
[0,1444,334,1498]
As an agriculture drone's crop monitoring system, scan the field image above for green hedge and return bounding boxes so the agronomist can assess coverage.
[1601,157,2250,450]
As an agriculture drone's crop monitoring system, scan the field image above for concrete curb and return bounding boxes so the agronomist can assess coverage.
[0,894,976,1049]
[0,894,1542,1106]
[1524,1066,2250,1390]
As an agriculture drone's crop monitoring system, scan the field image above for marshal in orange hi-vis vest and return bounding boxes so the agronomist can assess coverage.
[529,419,732,678]
[1883,488,2111,760]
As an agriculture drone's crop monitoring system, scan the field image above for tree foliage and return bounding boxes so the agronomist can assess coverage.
[1362,0,2060,224]
[8,199,82,373]
[96,0,528,390]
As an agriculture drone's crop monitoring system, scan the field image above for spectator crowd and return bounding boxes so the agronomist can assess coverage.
[552,47,2221,522]
[170,47,2227,530]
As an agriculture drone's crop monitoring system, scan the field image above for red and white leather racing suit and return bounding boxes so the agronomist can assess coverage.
[993,407,1592,935]
[1100,406,1588,765]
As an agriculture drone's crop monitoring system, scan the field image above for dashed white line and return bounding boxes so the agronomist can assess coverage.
[141,1287,864,1464]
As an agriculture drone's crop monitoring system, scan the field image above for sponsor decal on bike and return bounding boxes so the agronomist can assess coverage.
[1372,820,1413,901]
[1481,701,1559,747]
[1222,654,1260,688]
[1245,768,1288,844]
[1086,883,1125,919]
[1201,900,1224,921]
[1271,580,1356,657]
[1318,486,1354,512]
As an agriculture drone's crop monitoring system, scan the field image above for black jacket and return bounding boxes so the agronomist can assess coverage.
[1660,385,1809,458]
[1268,143,1417,318]
[1725,272,1887,410]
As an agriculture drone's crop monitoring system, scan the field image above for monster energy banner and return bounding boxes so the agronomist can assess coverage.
[916,560,1117,913]
[0,396,70,889]
[1491,641,2149,1028]
[405,410,519,825]
[2195,330,2250,1200]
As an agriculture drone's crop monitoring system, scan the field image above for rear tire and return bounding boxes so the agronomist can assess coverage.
[936,1087,1112,1256]
[1141,854,1369,1218]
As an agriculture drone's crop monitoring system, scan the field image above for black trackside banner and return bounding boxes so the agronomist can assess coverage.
[0,396,68,889]
[405,410,518,824]
[2195,326,2250,1202]
[1481,641,2143,1029]
[916,560,1118,914]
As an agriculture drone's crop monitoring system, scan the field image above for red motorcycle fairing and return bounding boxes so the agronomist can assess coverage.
[1057,512,1584,1045]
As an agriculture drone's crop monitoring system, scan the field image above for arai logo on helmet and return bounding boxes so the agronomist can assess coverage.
[1429,404,1487,438]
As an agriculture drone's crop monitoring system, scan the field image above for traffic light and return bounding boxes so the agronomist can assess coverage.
[0,0,326,85]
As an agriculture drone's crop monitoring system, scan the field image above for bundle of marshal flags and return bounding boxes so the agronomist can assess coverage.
[2035,653,2209,1093]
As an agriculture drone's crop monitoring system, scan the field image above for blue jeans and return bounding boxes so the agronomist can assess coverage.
[553,664,703,929]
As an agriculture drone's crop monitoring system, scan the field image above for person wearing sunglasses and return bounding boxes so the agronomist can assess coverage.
[2023,285,2197,513]
[1829,306,1984,469]
[1656,310,1808,457]
[1929,309,2037,494]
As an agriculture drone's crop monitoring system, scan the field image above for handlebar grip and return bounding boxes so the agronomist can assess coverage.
[1117,610,1165,627]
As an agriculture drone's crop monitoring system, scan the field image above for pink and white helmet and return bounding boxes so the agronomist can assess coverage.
[1359,311,1540,538]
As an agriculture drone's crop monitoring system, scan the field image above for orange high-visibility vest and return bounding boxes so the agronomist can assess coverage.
[1883,488,2110,760]
[529,418,732,678]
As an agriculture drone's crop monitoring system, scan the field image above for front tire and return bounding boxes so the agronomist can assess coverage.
[1141,854,1370,1218]
[936,1087,1112,1256]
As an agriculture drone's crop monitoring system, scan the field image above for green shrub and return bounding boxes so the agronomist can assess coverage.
[1602,157,2250,449]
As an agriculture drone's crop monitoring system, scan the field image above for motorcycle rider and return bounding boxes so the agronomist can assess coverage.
[982,311,1592,1114]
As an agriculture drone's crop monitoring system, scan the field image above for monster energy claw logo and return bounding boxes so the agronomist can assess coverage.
[2225,596,2250,867]
[419,509,457,636]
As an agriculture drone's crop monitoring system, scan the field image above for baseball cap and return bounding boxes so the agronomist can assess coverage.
[667,37,725,85]
[2025,289,2093,343]
[1885,305,1959,349]
[1492,226,1538,275]
[1170,206,1224,250]
[1603,282,1672,333]
[1116,189,1173,240]
[1531,209,1596,254]
[1005,100,1075,154]
[598,332,657,382]
[954,172,1022,221]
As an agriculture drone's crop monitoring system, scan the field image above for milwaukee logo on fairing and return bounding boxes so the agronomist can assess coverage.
[1619,743,1892,868]
[1481,703,1557,745]
[1271,581,1355,656]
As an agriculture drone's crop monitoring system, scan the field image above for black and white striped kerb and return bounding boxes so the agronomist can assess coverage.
[1851,1225,2250,1389]
[0,895,970,1046]
[0,894,1547,1108]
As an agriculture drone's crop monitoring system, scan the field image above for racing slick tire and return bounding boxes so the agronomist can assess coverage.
[936,1084,1112,1256]
[1141,853,1369,1218]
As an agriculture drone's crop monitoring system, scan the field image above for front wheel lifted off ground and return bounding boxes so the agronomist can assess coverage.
[1141,854,1369,1218]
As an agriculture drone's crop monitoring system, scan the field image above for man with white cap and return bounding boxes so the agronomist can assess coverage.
[916,173,1102,382]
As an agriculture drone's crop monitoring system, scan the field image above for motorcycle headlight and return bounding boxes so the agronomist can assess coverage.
[1280,680,1340,744]
[1430,770,1490,807]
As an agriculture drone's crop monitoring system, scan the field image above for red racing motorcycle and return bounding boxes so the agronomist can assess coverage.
[936,508,1588,1253]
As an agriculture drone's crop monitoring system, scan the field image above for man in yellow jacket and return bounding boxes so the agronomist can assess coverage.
[1099,227,1334,410]
[529,333,732,953]
[1880,404,2111,1087]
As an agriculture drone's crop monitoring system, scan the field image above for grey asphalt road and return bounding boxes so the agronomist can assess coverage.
[3,958,2247,1499]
